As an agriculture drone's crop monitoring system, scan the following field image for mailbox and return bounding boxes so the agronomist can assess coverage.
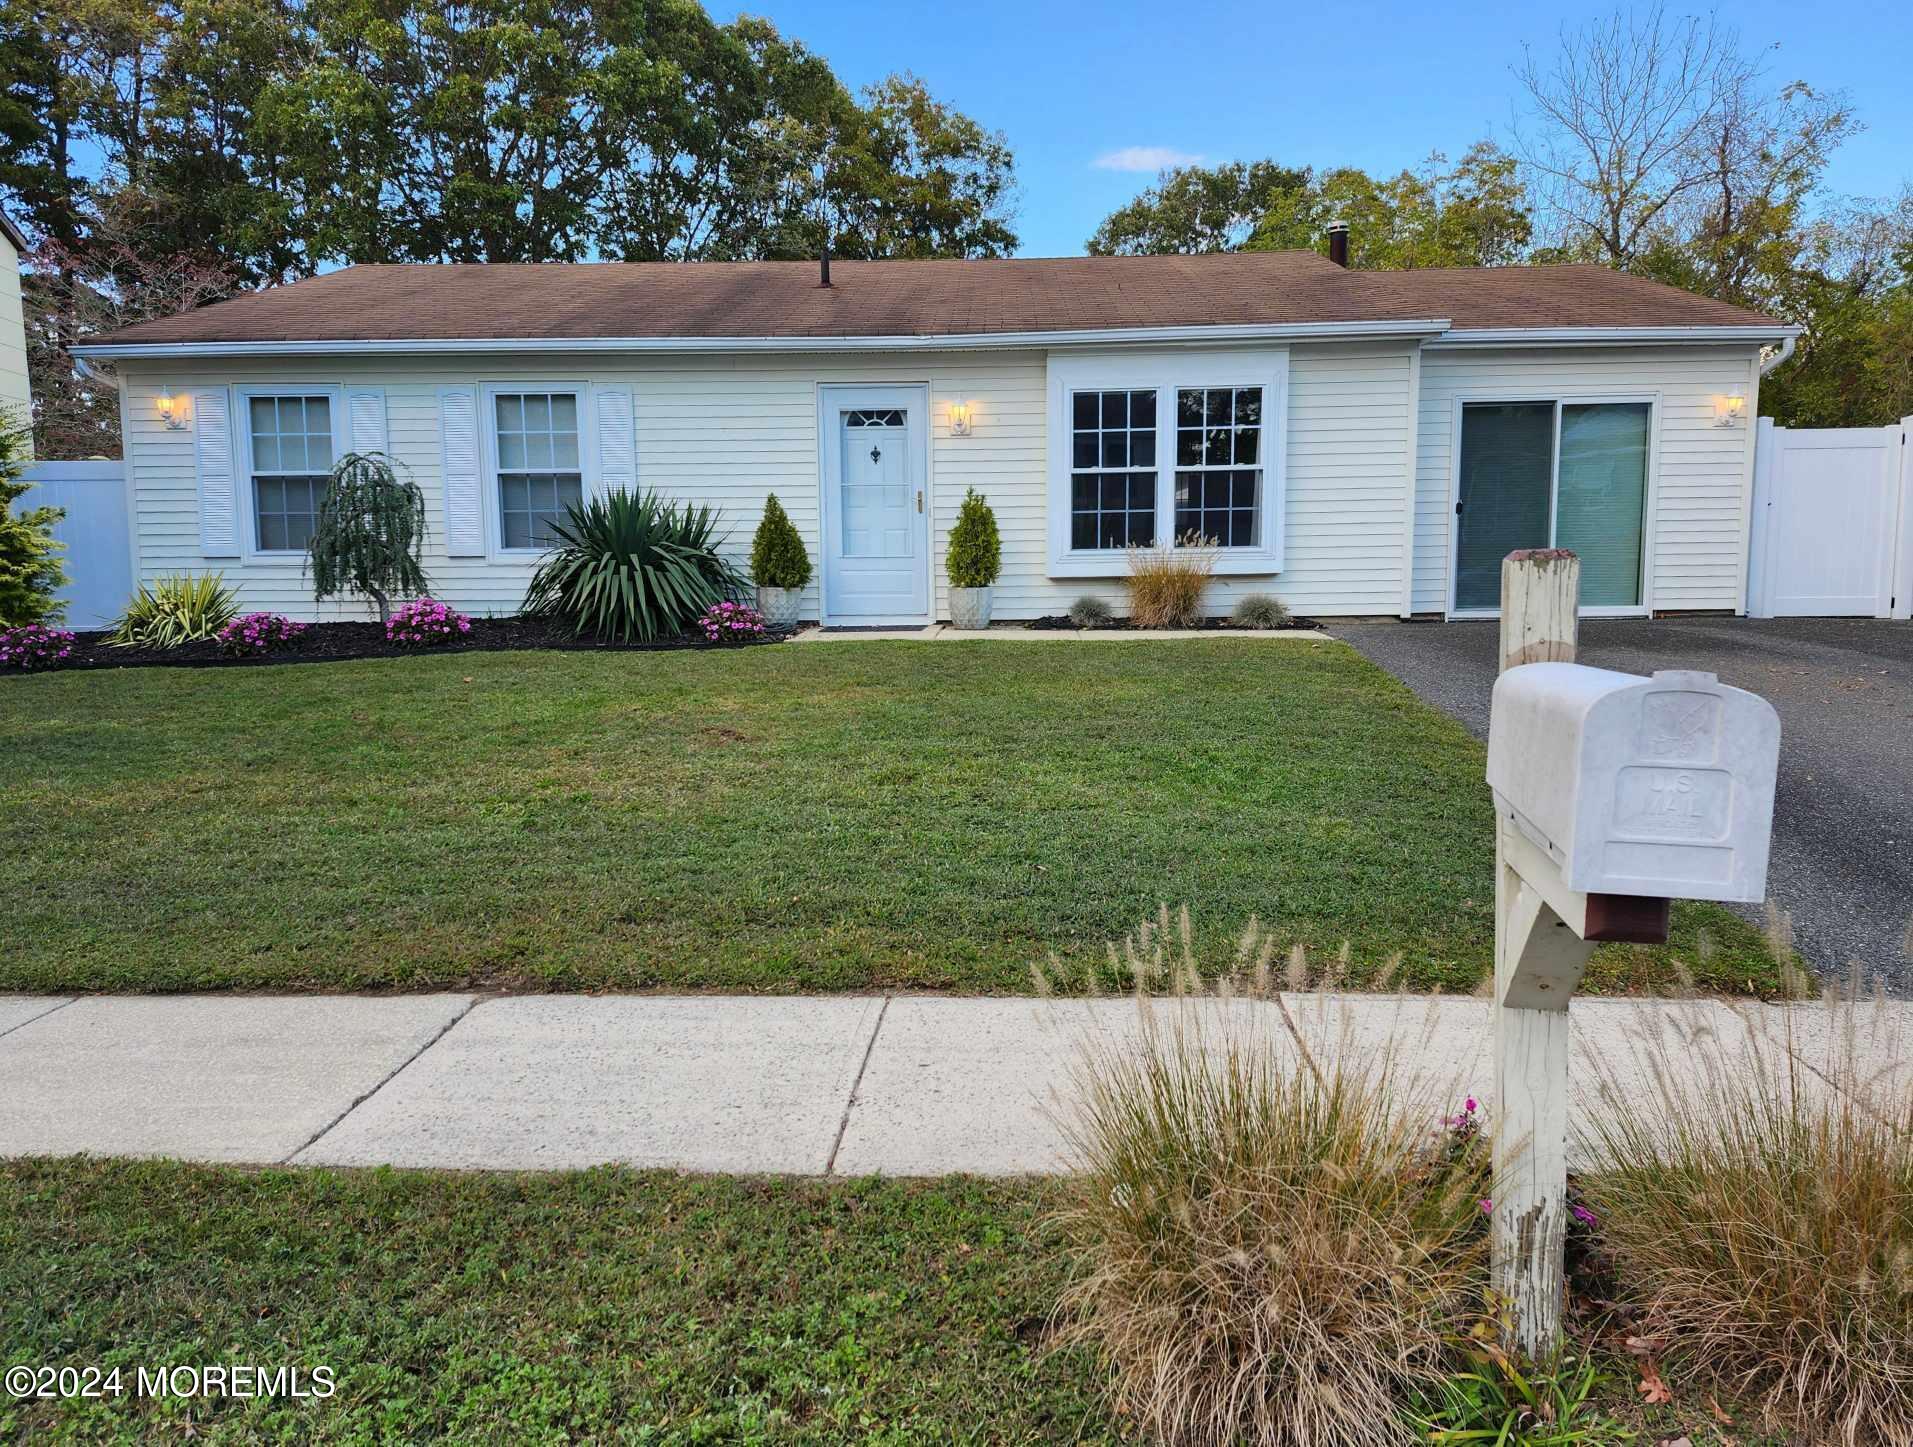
[1487,664,1780,905]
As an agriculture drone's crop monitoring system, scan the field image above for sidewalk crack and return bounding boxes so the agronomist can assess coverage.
[0,996,80,1043]
[282,995,482,1164]
[825,994,891,1176]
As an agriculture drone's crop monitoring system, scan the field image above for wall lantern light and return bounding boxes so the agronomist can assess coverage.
[949,400,973,437]
[157,390,189,429]
[1714,390,1747,428]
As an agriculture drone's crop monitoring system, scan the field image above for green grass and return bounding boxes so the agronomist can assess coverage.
[0,1160,1118,1443]
[0,640,1781,995]
[0,1159,1779,1446]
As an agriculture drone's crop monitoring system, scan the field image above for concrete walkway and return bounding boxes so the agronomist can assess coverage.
[3,992,1906,1175]
[793,624,1334,642]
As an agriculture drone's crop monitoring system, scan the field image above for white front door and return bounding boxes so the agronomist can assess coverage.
[822,388,929,623]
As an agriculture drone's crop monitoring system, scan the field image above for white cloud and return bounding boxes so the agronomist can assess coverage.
[1091,146,1205,173]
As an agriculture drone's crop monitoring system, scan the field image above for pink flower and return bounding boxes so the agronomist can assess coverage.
[1479,1198,1493,1215]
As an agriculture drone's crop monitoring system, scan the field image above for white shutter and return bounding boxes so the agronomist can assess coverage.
[439,386,485,557]
[347,387,389,458]
[193,387,241,557]
[592,386,636,501]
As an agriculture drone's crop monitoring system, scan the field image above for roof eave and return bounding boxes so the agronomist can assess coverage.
[73,318,1455,360]
[1428,324,1800,347]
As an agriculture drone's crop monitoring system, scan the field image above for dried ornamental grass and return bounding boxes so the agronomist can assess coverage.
[1124,534,1217,628]
[1575,956,1913,1447]
[1049,912,1490,1447]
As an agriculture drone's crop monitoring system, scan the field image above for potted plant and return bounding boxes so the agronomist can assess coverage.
[749,493,811,630]
[946,487,1001,629]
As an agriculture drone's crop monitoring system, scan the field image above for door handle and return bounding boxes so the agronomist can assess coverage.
[916,490,924,514]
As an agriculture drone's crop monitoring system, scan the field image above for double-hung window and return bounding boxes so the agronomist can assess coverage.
[245,393,337,553]
[491,390,583,549]
[1048,352,1287,577]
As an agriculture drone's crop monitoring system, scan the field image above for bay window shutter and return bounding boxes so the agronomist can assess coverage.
[438,386,485,557]
[592,386,636,501]
[193,387,241,558]
[348,387,390,458]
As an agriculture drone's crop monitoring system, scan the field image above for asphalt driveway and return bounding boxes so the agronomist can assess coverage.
[1336,617,1913,992]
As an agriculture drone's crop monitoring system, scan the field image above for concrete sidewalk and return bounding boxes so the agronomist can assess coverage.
[3,992,1907,1175]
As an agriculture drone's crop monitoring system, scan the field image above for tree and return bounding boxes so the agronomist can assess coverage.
[749,493,811,589]
[945,488,1000,589]
[0,408,68,625]
[1088,161,1310,255]
[308,452,431,622]
[1514,4,1859,276]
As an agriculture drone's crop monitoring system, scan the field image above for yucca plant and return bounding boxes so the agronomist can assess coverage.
[523,488,747,642]
[108,572,239,647]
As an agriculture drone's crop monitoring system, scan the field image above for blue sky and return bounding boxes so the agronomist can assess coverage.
[714,0,1913,257]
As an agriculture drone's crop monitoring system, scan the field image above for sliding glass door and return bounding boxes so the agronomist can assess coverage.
[1454,400,1650,613]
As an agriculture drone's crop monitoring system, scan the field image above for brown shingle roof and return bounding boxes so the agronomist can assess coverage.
[82,252,1785,348]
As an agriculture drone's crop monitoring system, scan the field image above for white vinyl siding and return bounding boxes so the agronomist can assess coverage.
[1415,346,1764,615]
[0,229,30,438]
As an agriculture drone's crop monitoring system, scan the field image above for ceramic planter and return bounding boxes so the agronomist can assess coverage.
[755,585,805,631]
[948,586,994,630]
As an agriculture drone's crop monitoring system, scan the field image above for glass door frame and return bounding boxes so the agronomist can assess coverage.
[1445,392,1660,620]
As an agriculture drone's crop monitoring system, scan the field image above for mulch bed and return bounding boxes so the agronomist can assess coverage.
[1024,613,1321,632]
[10,614,785,674]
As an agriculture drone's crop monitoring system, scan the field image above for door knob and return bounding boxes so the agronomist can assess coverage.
[916,490,924,513]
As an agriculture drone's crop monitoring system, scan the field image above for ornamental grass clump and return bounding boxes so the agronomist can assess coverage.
[1124,533,1216,628]
[217,612,306,656]
[385,597,471,646]
[1050,911,1490,1447]
[109,572,238,647]
[1230,592,1290,630]
[1575,955,1913,1446]
[524,488,746,642]
[1067,595,1113,628]
[0,623,76,670]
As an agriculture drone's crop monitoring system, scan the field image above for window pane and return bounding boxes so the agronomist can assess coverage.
[257,512,284,552]
[1556,402,1649,608]
[1235,427,1258,465]
[1071,475,1096,509]
[1455,403,1556,611]
[502,512,532,549]
[526,430,554,468]
[1235,388,1261,426]
[1131,432,1155,467]
[1178,390,1203,426]
[1072,513,1097,549]
[1130,390,1155,428]
[522,394,550,431]
[1101,392,1127,428]
[1101,433,1127,467]
[553,430,580,468]
[1072,435,1097,468]
[1177,430,1203,466]
[498,431,527,469]
[550,394,578,431]
[1204,428,1231,466]
[1073,392,1098,429]
[1207,388,1231,424]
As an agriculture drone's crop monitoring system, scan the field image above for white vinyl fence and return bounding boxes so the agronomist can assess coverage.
[1747,416,1913,619]
[19,458,131,629]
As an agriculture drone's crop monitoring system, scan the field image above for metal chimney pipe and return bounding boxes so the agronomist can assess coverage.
[1326,220,1350,268]
[819,244,832,288]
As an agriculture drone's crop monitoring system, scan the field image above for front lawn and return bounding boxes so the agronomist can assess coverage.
[0,640,1780,994]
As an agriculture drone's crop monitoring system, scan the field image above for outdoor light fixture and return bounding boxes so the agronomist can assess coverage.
[949,400,973,436]
[156,390,188,429]
[1714,390,1747,428]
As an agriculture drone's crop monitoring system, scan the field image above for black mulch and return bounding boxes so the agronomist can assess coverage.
[1023,614,1321,632]
[9,614,786,675]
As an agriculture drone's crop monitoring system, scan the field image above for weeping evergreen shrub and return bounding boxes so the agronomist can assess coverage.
[308,452,430,623]
[523,488,747,642]
[749,493,812,589]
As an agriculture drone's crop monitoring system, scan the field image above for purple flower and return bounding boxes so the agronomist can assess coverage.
[1571,1204,1598,1229]
[1479,1198,1493,1215]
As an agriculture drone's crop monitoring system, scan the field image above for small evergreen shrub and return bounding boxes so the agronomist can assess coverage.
[385,597,471,646]
[1230,592,1290,630]
[1124,534,1215,628]
[524,489,747,642]
[109,573,239,647]
[0,412,68,627]
[749,494,811,589]
[309,452,430,623]
[946,488,1001,589]
[0,623,76,671]
[217,612,307,656]
[697,600,767,644]
[1068,595,1114,629]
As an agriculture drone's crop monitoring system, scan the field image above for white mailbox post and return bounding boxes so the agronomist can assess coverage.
[1486,552,1779,1359]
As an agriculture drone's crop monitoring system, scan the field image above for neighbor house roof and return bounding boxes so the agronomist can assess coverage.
[74,251,1790,354]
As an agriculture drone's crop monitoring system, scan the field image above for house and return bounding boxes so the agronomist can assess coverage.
[0,210,30,437]
[71,250,1794,625]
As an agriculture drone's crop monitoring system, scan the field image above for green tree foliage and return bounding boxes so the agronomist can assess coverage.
[946,488,1000,590]
[1088,147,1530,268]
[0,410,67,625]
[749,493,811,590]
[308,452,430,623]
